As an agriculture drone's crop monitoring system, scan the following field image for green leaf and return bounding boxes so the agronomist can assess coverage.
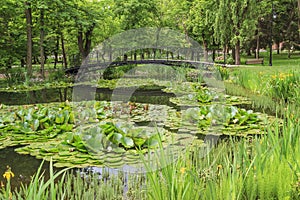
[121,136,134,148]
[133,137,146,147]
[59,124,73,131]
[112,133,123,144]
[32,119,40,131]
[55,114,64,124]
[145,137,159,148]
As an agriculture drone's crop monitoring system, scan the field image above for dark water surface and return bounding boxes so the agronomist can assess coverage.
[0,86,176,106]
[0,147,54,189]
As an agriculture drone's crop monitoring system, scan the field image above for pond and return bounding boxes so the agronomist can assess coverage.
[0,76,282,188]
[0,86,175,107]
[0,85,178,187]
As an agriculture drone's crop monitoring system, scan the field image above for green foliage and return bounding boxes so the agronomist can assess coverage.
[268,71,300,103]
[73,121,164,152]
[183,105,264,132]
[103,64,136,80]
[215,65,230,80]
[47,70,67,82]
[114,0,158,29]
[1,68,26,86]
[14,159,70,200]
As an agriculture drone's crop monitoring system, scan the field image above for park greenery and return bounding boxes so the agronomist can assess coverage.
[0,0,300,199]
[0,0,299,76]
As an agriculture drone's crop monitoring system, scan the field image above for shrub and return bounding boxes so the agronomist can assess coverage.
[2,67,26,86]
[103,64,136,80]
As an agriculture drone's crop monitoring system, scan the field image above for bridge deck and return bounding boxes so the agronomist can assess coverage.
[66,59,217,74]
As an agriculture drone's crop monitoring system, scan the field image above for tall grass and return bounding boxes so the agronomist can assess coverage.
[144,104,300,199]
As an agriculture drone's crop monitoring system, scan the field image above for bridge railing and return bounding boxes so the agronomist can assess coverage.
[84,47,204,66]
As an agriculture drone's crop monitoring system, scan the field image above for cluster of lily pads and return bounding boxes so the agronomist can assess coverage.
[0,73,282,168]
[181,105,275,136]
[0,101,186,168]
[169,87,251,107]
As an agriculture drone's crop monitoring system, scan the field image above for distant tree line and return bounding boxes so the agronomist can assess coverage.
[0,0,299,77]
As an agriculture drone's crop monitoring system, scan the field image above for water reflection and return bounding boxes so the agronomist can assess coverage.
[0,86,176,107]
[0,147,54,189]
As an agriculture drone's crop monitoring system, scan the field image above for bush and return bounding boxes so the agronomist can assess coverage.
[268,71,300,103]
[2,67,26,86]
[214,55,235,65]
[103,64,136,80]
[47,70,67,82]
[215,65,230,80]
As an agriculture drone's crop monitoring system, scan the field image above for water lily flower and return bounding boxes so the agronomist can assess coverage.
[3,166,14,181]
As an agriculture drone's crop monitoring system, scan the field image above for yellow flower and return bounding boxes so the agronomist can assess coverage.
[217,164,223,170]
[180,167,186,174]
[271,75,277,79]
[3,166,14,181]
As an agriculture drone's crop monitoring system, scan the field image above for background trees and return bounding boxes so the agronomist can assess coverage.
[0,0,299,77]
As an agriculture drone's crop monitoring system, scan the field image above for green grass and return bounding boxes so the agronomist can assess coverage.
[239,51,300,71]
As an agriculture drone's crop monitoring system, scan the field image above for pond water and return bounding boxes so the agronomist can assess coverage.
[0,147,54,188]
[0,86,178,187]
[0,86,175,107]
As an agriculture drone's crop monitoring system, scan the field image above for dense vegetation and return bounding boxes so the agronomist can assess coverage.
[0,0,300,200]
[0,0,299,77]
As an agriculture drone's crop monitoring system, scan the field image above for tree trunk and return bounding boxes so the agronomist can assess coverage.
[61,32,67,69]
[54,36,59,69]
[287,42,292,58]
[223,45,226,64]
[21,58,25,68]
[25,1,33,78]
[232,48,236,61]
[40,8,45,79]
[256,34,260,59]
[78,23,95,62]
[235,40,241,65]
[78,29,84,61]
[298,0,300,38]
[276,40,280,54]
[203,40,208,62]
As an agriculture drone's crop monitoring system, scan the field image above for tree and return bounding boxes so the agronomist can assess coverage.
[189,0,217,61]
[298,0,300,37]
[25,1,33,77]
[214,0,257,65]
[39,2,45,78]
[0,0,18,68]
[114,0,158,30]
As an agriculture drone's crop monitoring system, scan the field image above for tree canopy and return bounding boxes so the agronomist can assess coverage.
[0,0,299,74]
